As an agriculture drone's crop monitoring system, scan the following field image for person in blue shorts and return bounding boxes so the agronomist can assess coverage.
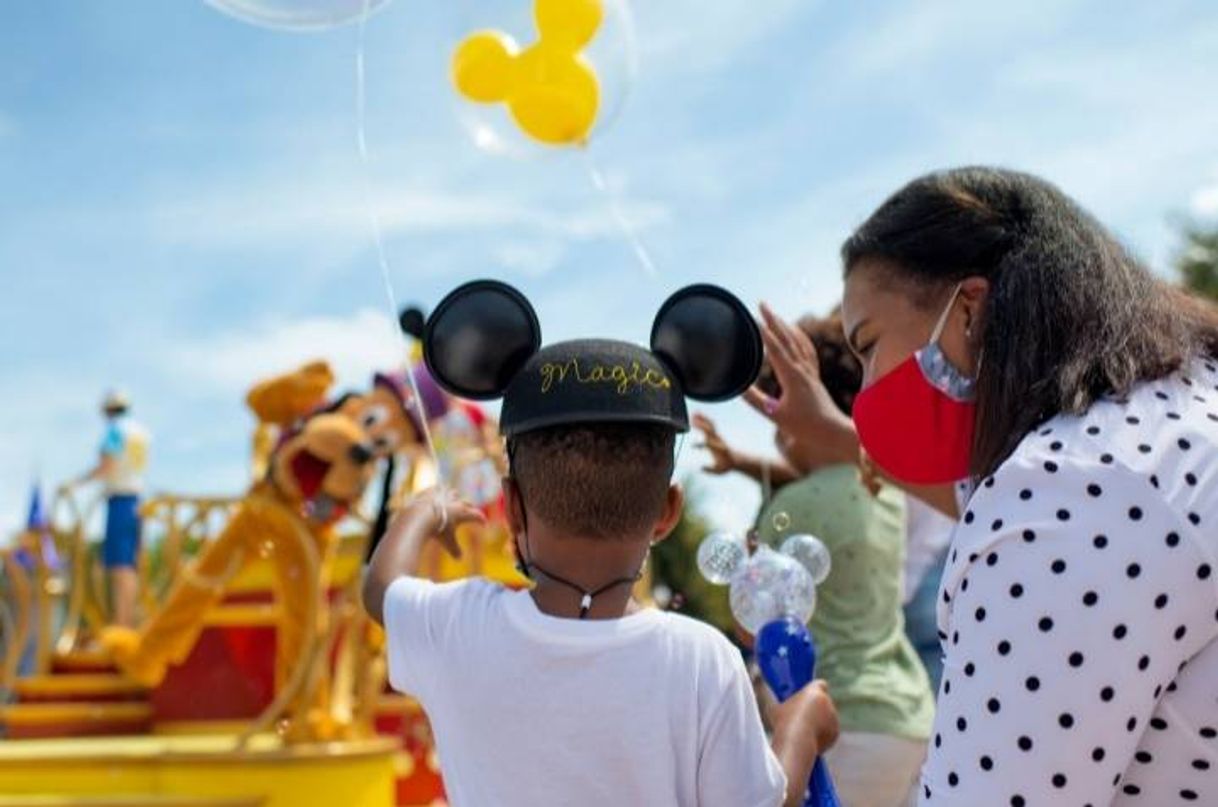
[74,390,151,627]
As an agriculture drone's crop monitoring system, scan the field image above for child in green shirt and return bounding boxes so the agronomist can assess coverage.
[696,309,934,807]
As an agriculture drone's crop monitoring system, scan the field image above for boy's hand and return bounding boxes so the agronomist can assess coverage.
[388,488,486,560]
[768,680,839,806]
[769,679,839,755]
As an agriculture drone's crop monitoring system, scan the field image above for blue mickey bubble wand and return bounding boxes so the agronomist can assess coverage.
[697,532,840,807]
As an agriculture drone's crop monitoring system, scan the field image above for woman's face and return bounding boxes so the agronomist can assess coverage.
[840,258,987,389]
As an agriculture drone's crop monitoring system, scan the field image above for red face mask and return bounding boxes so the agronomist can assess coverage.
[852,285,977,485]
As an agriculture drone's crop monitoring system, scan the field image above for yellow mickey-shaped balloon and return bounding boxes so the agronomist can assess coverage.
[452,31,516,103]
[534,0,602,50]
[452,0,604,147]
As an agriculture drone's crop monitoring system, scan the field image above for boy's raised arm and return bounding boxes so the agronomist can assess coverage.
[362,489,484,625]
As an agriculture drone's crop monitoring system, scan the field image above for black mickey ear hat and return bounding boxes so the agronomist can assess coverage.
[398,305,427,341]
[422,280,541,401]
[650,283,763,403]
[423,280,762,438]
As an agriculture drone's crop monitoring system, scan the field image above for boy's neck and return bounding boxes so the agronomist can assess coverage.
[522,528,651,621]
[528,583,643,620]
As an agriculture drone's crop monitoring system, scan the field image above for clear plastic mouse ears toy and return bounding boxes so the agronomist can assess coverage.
[697,531,841,807]
[697,532,830,633]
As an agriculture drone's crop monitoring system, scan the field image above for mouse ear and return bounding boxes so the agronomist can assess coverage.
[651,284,763,402]
[424,280,541,400]
[398,305,427,341]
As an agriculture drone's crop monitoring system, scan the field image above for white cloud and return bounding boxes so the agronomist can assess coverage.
[0,369,120,541]
[640,0,811,74]
[491,240,567,277]
[144,175,669,255]
[157,307,405,395]
[1193,181,1218,218]
[835,0,1087,77]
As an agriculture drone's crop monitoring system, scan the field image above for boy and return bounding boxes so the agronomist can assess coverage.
[364,283,838,807]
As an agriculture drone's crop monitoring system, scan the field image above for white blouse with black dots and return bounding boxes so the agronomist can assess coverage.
[919,360,1218,806]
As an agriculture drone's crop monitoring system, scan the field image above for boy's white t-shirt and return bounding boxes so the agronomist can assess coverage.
[384,576,787,807]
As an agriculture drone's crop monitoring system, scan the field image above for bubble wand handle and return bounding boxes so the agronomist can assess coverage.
[755,617,841,807]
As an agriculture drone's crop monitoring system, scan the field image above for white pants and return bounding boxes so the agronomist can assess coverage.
[823,731,926,807]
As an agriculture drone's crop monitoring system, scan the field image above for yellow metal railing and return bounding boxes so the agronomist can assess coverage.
[8,477,379,745]
[138,496,240,609]
[48,486,100,662]
[0,555,28,692]
[235,505,324,749]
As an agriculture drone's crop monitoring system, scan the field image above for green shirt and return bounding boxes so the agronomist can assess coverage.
[757,464,935,740]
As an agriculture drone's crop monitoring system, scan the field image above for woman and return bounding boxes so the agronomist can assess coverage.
[755,167,1218,805]
[698,312,935,807]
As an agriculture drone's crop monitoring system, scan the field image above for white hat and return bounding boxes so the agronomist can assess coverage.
[102,389,130,414]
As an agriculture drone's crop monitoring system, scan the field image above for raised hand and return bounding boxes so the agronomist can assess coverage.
[692,413,737,475]
[745,304,859,469]
[399,488,486,560]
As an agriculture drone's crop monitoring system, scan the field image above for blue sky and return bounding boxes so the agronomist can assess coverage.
[2,0,1217,538]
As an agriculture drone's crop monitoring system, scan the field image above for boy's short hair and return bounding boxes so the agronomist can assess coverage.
[509,421,676,540]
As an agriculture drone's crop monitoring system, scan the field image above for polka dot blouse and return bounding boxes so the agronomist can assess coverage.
[920,360,1218,806]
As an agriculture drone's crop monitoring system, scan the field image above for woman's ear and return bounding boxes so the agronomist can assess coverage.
[424,280,541,400]
[651,284,763,402]
[955,276,990,374]
[959,276,990,340]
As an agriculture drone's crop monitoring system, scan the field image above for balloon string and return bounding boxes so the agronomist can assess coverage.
[355,0,442,480]
[581,147,658,278]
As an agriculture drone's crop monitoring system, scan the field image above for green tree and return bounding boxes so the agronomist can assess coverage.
[649,479,734,634]
[1177,223,1218,301]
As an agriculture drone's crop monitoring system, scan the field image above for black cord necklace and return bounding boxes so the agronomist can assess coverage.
[524,560,643,619]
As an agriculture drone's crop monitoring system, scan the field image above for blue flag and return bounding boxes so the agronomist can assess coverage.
[26,481,46,531]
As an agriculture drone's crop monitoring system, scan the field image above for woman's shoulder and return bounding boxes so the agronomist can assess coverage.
[942,359,1218,621]
[996,357,1218,517]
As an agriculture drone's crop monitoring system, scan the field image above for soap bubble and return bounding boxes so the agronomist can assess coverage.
[780,533,832,585]
[696,532,746,585]
[729,547,816,634]
[770,510,792,533]
[204,0,390,32]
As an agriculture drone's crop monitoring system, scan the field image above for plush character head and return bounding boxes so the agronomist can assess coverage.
[339,374,422,458]
[339,372,428,554]
[264,367,425,524]
[423,280,763,437]
[268,408,379,523]
[246,360,336,427]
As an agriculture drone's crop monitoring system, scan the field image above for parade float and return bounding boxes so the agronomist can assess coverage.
[0,0,645,802]
[0,344,525,807]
